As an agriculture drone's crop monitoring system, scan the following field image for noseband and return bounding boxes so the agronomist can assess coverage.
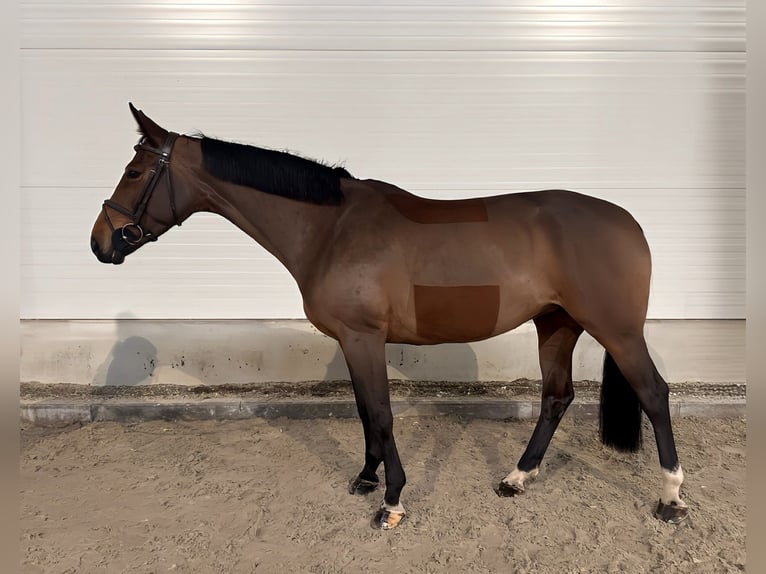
[102,131,181,249]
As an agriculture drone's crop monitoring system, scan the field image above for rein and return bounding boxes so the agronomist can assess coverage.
[102,131,181,250]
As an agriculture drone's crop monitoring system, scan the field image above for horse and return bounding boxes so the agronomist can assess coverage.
[90,103,689,529]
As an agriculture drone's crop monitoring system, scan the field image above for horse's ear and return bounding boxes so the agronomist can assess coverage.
[128,102,167,144]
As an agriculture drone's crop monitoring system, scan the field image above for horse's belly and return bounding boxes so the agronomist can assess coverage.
[387,282,548,344]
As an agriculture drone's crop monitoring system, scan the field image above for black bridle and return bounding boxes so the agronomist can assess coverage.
[102,131,181,253]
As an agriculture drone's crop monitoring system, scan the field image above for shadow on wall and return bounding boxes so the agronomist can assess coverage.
[323,342,480,382]
[90,316,481,386]
[92,312,158,386]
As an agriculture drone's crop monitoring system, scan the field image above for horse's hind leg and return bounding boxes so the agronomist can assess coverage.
[338,327,406,530]
[601,335,688,523]
[498,308,583,496]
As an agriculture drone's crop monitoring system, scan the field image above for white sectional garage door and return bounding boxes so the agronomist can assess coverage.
[20,1,745,320]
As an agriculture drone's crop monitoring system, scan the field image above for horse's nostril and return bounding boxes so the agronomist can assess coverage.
[91,237,100,255]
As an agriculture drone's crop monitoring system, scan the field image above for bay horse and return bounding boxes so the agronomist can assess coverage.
[90,104,688,529]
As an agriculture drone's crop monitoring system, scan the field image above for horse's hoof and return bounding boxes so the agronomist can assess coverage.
[372,507,406,530]
[654,500,689,524]
[348,476,379,495]
[496,480,523,497]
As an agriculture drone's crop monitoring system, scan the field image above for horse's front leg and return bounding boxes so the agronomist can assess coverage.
[338,327,407,530]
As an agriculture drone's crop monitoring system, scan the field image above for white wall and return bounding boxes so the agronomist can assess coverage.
[20,1,746,321]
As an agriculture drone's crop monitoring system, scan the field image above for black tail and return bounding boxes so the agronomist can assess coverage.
[599,352,643,451]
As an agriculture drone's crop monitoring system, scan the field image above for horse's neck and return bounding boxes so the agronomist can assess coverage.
[197,173,338,283]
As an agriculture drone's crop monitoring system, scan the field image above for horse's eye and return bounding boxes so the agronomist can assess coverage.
[126,170,141,179]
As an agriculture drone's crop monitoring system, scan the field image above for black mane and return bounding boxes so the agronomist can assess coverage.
[199,136,351,205]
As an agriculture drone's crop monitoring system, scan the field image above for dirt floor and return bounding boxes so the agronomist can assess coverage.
[20,415,745,573]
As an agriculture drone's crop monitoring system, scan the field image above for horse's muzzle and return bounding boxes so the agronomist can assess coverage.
[91,236,126,265]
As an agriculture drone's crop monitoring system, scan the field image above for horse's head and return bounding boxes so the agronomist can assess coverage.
[91,103,189,264]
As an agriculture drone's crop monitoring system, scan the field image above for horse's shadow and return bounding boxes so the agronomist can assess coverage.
[320,341,483,383]
[267,342,483,499]
[92,314,158,386]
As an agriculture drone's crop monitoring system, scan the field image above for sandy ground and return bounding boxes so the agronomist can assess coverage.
[20,415,745,573]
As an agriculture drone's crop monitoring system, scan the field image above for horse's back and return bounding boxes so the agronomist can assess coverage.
[348,183,643,240]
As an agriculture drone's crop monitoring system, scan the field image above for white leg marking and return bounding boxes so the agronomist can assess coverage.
[501,466,539,492]
[382,501,406,514]
[661,465,687,507]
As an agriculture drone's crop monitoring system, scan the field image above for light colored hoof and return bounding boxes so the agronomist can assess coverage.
[372,507,406,530]
[497,467,537,497]
[654,500,689,524]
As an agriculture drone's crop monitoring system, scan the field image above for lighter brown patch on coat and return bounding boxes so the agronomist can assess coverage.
[387,194,488,224]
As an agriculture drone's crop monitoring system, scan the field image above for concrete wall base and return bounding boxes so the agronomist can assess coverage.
[20,319,745,386]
